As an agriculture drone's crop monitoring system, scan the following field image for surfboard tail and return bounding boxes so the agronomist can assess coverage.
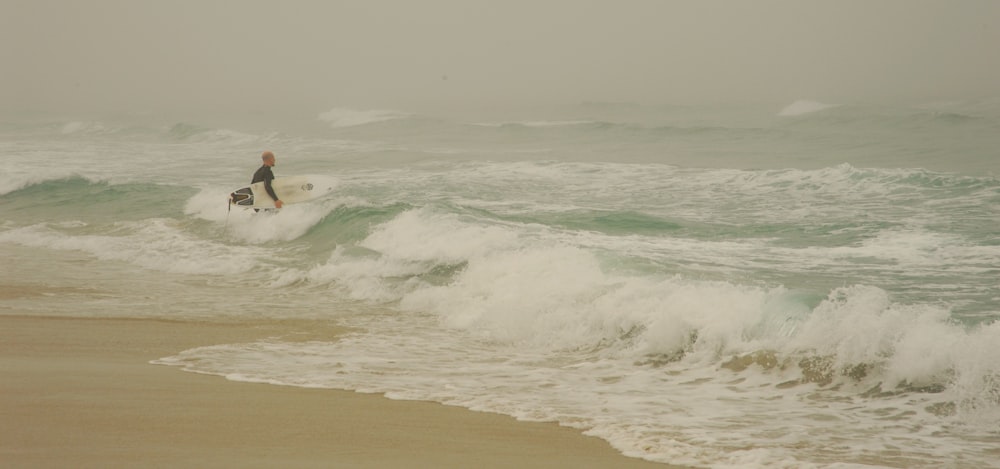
[229,188,254,206]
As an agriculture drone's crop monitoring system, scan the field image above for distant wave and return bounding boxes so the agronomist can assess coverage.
[468,120,768,138]
[167,122,266,144]
[166,122,216,140]
[774,103,997,131]
[922,111,986,125]
[318,107,412,128]
[778,99,840,117]
[471,120,597,128]
[59,121,124,135]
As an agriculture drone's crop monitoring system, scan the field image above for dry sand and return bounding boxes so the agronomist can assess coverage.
[0,314,680,468]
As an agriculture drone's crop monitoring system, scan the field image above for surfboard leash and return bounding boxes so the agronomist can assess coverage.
[223,194,232,233]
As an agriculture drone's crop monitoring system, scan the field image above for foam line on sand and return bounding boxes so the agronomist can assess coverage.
[0,315,680,468]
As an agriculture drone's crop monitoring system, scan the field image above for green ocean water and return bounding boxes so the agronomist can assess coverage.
[3,100,1000,468]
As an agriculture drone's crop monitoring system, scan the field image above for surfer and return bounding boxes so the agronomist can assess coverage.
[251,151,283,209]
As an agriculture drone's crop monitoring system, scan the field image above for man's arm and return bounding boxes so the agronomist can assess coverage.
[263,177,279,201]
[263,169,283,208]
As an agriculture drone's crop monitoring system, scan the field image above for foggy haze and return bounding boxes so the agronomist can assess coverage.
[2,0,999,117]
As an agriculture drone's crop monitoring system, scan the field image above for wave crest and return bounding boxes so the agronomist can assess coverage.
[777,99,840,117]
[318,107,411,128]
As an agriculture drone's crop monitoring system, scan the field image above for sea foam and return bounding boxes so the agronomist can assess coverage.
[0,221,262,275]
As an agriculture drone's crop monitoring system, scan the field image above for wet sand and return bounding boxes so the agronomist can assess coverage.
[0,314,679,468]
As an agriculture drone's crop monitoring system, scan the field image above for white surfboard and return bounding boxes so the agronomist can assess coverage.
[229,175,335,209]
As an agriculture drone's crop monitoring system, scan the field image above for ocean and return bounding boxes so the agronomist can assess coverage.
[2,99,999,468]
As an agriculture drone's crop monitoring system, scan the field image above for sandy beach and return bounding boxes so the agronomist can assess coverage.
[0,314,678,468]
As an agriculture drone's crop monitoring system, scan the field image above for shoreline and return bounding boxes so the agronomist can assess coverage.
[0,314,679,468]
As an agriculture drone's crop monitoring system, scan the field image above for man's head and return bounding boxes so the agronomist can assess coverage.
[261,151,276,167]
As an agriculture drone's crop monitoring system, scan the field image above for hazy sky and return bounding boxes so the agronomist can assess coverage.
[2,0,998,116]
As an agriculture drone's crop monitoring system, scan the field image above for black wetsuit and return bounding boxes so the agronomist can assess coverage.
[251,165,279,202]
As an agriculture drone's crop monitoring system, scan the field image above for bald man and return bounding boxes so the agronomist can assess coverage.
[251,151,283,209]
